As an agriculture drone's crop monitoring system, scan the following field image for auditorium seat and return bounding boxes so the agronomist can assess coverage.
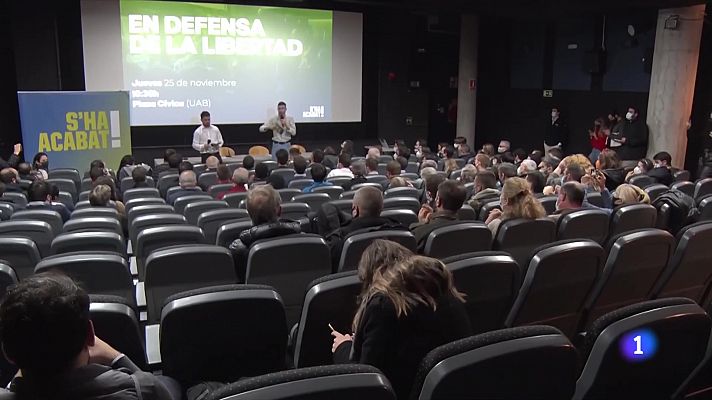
[36,252,133,304]
[160,285,288,389]
[538,195,558,215]
[700,195,712,221]
[383,197,420,214]
[313,185,344,200]
[384,187,419,199]
[378,155,393,164]
[47,178,78,202]
[406,161,419,173]
[261,161,278,172]
[651,222,712,302]
[671,181,695,197]
[608,204,657,237]
[144,245,236,322]
[122,187,160,203]
[126,204,174,225]
[493,218,556,273]
[51,231,125,256]
[63,217,123,236]
[49,168,81,193]
[288,178,314,190]
[557,209,609,244]
[173,194,212,214]
[158,174,179,197]
[0,220,53,258]
[449,169,462,181]
[351,182,383,191]
[276,188,301,203]
[205,183,232,198]
[193,164,207,176]
[400,173,419,181]
[478,200,501,221]
[505,240,604,338]
[11,209,63,236]
[644,183,668,202]
[208,365,396,400]
[695,178,712,200]
[380,209,417,227]
[0,262,17,299]
[574,298,710,400]
[377,163,388,175]
[423,222,491,258]
[1,192,27,209]
[271,168,296,184]
[338,231,417,272]
[674,170,691,182]
[328,199,353,214]
[457,204,477,220]
[120,176,155,194]
[129,214,188,247]
[197,209,249,244]
[291,193,331,212]
[340,190,357,199]
[0,238,41,279]
[81,177,93,193]
[365,174,389,187]
[0,203,12,221]
[292,271,361,368]
[581,229,675,328]
[71,207,119,220]
[443,252,520,334]
[223,191,248,208]
[628,174,655,189]
[326,177,352,187]
[75,199,115,210]
[124,197,166,214]
[216,220,253,247]
[411,326,577,400]
[56,191,74,210]
[198,172,218,190]
[183,200,228,225]
[280,202,311,220]
[134,225,205,280]
[246,234,331,325]
[89,295,147,370]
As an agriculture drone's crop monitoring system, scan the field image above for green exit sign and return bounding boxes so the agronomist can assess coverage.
[543,90,553,98]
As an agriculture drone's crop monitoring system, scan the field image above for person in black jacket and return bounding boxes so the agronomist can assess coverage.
[342,161,368,191]
[611,106,649,167]
[410,180,466,253]
[0,143,22,170]
[545,107,568,157]
[332,250,472,399]
[647,151,674,186]
[0,273,176,399]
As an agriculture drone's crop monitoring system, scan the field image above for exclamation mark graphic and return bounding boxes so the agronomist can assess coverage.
[110,110,121,148]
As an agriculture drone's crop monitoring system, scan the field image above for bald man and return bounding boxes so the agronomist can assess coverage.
[216,168,249,200]
[167,170,202,204]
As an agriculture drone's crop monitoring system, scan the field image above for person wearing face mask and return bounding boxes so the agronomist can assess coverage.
[609,106,649,168]
[647,151,674,186]
[545,107,568,157]
[497,140,511,154]
[31,152,49,180]
[625,158,654,182]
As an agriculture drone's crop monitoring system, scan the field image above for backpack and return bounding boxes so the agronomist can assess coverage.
[652,189,699,234]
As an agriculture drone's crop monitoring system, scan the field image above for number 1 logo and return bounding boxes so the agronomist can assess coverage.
[633,335,643,355]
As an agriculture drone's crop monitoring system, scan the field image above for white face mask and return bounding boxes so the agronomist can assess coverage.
[626,112,634,121]
[633,166,641,174]
[497,146,507,153]
[654,163,662,169]
[551,111,558,118]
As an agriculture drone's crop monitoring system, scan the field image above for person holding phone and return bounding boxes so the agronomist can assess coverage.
[192,111,223,163]
[259,101,296,159]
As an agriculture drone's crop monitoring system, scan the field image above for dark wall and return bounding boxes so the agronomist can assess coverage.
[687,0,712,174]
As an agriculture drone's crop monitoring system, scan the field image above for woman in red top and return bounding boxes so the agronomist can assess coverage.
[589,117,608,165]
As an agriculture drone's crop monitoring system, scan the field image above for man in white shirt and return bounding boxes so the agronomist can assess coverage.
[327,153,355,179]
[259,101,296,159]
[193,111,224,163]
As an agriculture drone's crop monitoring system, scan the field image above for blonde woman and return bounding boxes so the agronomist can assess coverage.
[444,158,459,177]
[331,248,471,399]
[613,183,650,206]
[486,177,546,235]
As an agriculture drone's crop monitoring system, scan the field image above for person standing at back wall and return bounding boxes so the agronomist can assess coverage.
[193,111,224,164]
[260,101,296,159]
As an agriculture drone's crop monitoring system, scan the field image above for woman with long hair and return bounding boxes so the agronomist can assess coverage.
[332,243,471,399]
[31,152,49,180]
[589,117,608,165]
[613,183,650,206]
[598,149,625,191]
[486,177,546,235]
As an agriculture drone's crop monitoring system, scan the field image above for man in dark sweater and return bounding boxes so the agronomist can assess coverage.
[545,107,568,157]
[410,180,466,252]
[648,151,674,186]
[611,106,649,167]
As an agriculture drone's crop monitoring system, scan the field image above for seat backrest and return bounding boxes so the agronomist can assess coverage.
[145,245,236,322]
[582,229,675,327]
[246,235,331,325]
[352,182,384,191]
[120,176,155,193]
[11,209,63,237]
[288,179,314,190]
[122,187,160,203]
[0,203,14,221]
[694,178,712,200]
[124,197,166,214]
[609,203,657,237]
[216,220,253,247]
[585,192,604,208]
[313,185,345,200]
[135,225,204,259]
[424,222,492,258]
[505,240,604,338]
[557,209,610,244]
[223,191,248,208]
[197,209,249,244]
[173,194,213,215]
[0,263,18,299]
[280,202,311,220]
[291,193,331,212]
[645,184,669,203]
[328,199,354,214]
[651,222,712,302]
[0,238,41,280]
[384,187,419,199]
[198,172,219,189]
[209,365,395,400]
[493,218,556,273]
[37,252,133,303]
[160,285,287,388]
[671,181,695,197]
[276,189,301,204]
[183,200,229,225]
[412,326,578,400]
[90,295,147,370]
[538,196,558,215]
[365,175,389,186]
[327,177,352,187]
[382,197,421,214]
[575,298,710,400]
[81,177,93,192]
[293,272,361,368]
[51,231,125,256]
[629,174,654,189]
[271,168,296,184]
[71,207,119,220]
[47,178,77,200]
[457,205,477,220]
[158,174,179,197]
[63,217,123,236]
[380,209,417,227]
[1,192,28,209]
[206,183,233,198]
[339,230,417,272]
[478,200,501,221]
[700,196,712,221]
[56,191,74,210]
[674,170,691,182]
[49,168,81,191]
[0,220,53,259]
[444,252,520,334]
[126,204,174,226]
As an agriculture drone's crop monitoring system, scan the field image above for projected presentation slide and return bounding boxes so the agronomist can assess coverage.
[81,0,363,126]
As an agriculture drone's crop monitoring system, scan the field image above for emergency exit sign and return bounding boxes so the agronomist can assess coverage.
[543,90,553,98]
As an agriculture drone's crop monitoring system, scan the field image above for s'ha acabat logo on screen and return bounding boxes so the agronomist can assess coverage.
[38,111,123,152]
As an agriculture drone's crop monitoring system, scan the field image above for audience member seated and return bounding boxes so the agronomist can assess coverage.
[216,164,231,184]
[548,182,586,221]
[293,156,308,178]
[564,162,585,183]
[217,168,249,200]
[167,171,202,205]
[31,152,49,180]
[323,147,339,169]
[625,158,654,182]
[327,153,354,179]
[94,176,126,218]
[613,183,651,206]
[647,151,674,186]
[388,176,412,188]
[131,167,151,189]
[311,149,325,165]
[482,143,496,157]
[529,150,544,166]
[158,153,182,179]
[303,164,333,193]
[178,161,193,174]
[460,164,477,184]
[331,254,472,399]
[410,180,466,252]
[288,147,302,162]
[396,156,409,174]
[538,159,554,178]
[444,159,459,177]
[275,149,290,169]
[384,161,401,182]
[252,163,270,186]
[0,273,175,399]
[342,161,368,191]
[0,168,25,194]
[365,158,379,176]
[17,163,35,182]
[229,185,301,281]
[366,147,381,160]
[468,171,500,215]
[497,140,511,154]
[496,163,517,188]
[266,174,286,190]
[486,177,546,235]
[513,148,527,166]
[457,143,475,161]
[517,159,537,176]
[420,159,437,171]
[526,171,546,194]
[26,180,71,222]
[118,154,151,181]
[89,184,113,207]
[205,155,220,172]
[598,149,625,191]
[242,155,255,171]
[153,148,177,179]
[340,140,355,157]
[49,182,72,212]
[474,153,490,173]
